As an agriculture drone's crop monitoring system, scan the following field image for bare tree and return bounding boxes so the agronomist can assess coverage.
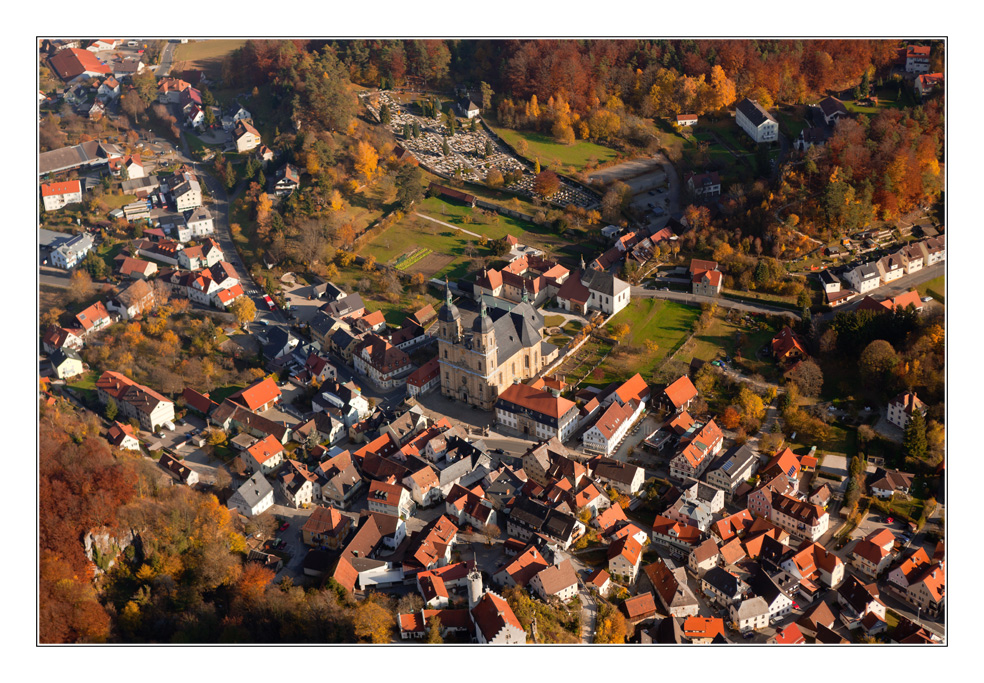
[481,523,501,547]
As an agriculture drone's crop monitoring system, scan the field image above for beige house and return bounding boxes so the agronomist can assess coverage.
[530,560,579,602]
[608,536,643,585]
[234,120,262,153]
[851,529,897,578]
[243,434,285,475]
[887,391,927,429]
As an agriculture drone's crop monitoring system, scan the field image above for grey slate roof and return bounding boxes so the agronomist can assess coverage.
[736,98,776,127]
[236,472,273,508]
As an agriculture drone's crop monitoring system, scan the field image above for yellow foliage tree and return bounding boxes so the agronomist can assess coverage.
[354,600,394,643]
[354,141,379,182]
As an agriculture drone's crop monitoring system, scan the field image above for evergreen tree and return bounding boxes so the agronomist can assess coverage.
[902,410,928,461]
[434,97,442,116]
[257,169,266,189]
[534,158,541,174]
[484,139,493,157]
[412,121,421,138]
[104,397,118,421]
[442,137,450,156]
[379,102,391,125]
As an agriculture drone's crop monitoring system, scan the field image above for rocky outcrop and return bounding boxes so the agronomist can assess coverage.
[83,527,141,575]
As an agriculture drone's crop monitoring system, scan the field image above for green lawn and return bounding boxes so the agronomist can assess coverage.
[843,84,919,115]
[489,125,619,171]
[916,275,944,304]
[185,132,211,157]
[209,384,245,405]
[95,241,127,273]
[777,111,808,140]
[788,421,856,459]
[543,315,566,327]
[580,299,700,386]
[102,193,138,210]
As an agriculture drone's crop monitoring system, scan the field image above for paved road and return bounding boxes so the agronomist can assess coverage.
[630,286,800,319]
[155,41,177,78]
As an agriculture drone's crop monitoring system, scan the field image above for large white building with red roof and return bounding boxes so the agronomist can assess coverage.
[41,180,83,211]
[495,381,580,441]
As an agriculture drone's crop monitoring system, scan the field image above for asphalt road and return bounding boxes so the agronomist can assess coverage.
[155,41,177,78]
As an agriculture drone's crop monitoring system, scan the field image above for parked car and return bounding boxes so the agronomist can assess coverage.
[263,295,276,310]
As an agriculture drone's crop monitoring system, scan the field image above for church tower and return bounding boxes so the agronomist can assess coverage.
[471,299,497,369]
[438,279,461,343]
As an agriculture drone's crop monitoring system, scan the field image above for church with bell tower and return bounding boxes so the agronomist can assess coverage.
[436,281,558,411]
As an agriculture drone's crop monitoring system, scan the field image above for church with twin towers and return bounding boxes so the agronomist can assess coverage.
[436,282,559,411]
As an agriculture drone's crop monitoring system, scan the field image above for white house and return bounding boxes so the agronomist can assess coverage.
[735,98,778,143]
[607,536,643,585]
[583,399,635,456]
[183,207,215,238]
[730,596,770,633]
[556,269,631,317]
[887,392,927,430]
[50,233,94,270]
[472,591,525,644]
[41,180,83,211]
[844,262,881,294]
[228,472,275,518]
[903,45,931,74]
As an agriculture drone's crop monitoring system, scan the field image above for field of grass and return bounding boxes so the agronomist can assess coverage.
[489,125,619,172]
[209,384,245,405]
[788,421,856,459]
[173,40,247,80]
[572,299,700,387]
[362,196,550,281]
[916,274,945,304]
[543,315,566,327]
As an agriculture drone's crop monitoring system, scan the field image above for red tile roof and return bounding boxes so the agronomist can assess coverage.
[615,373,650,406]
[50,48,111,79]
[663,375,698,409]
[591,399,634,439]
[681,616,726,641]
[772,623,806,644]
[497,382,576,419]
[471,591,523,642]
[245,434,284,465]
[40,180,82,197]
[233,377,281,411]
[622,592,658,619]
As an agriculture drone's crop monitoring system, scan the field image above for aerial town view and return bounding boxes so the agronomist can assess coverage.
[37,37,946,646]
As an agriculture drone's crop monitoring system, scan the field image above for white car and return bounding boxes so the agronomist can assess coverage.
[921,296,932,302]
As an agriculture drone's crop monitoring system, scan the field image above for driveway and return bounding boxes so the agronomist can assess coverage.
[268,503,316,580]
